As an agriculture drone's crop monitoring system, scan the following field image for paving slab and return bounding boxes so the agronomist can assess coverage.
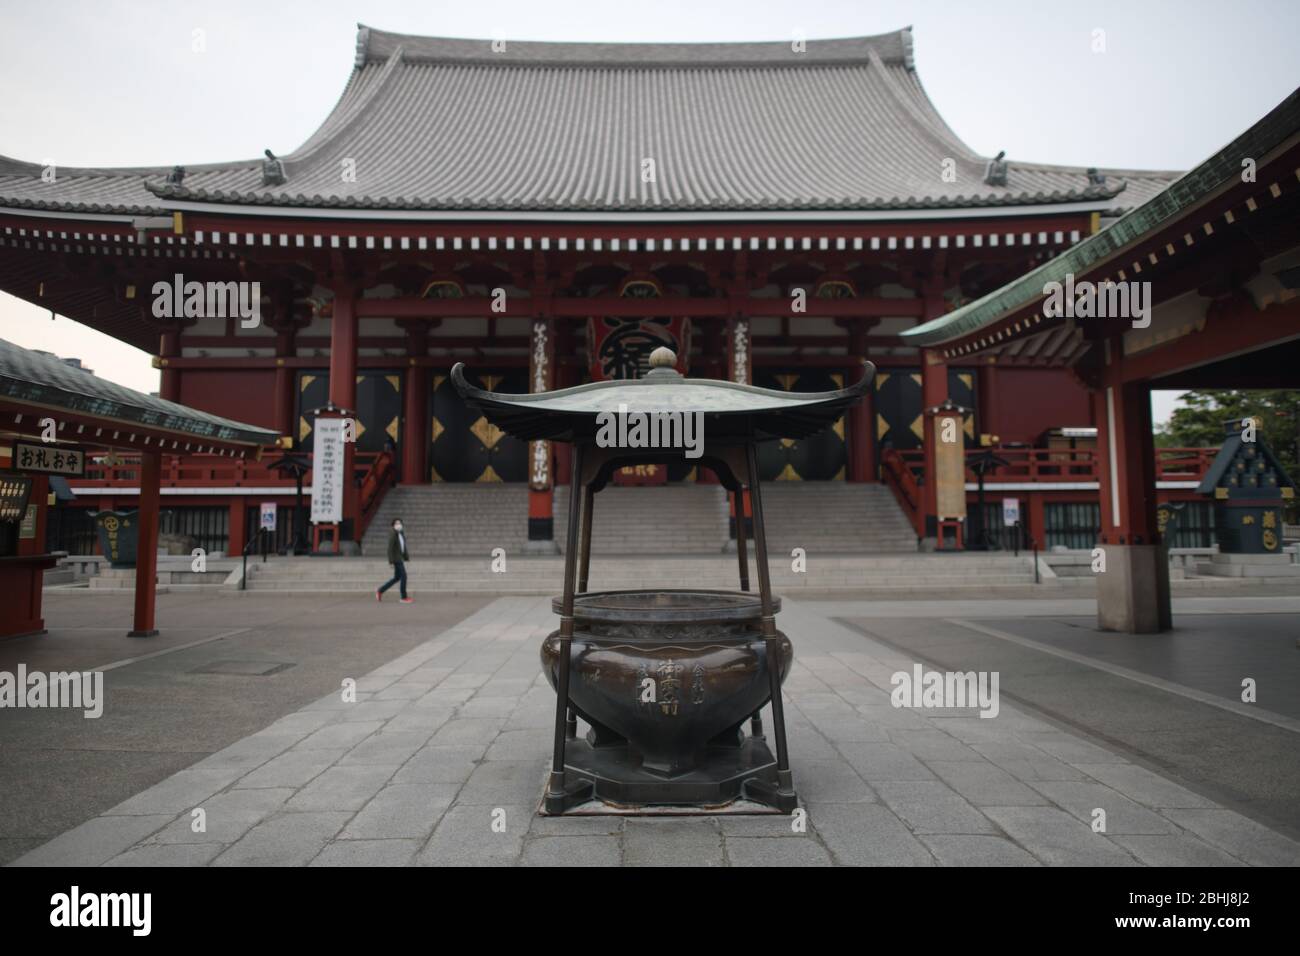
[11,594,1300,867]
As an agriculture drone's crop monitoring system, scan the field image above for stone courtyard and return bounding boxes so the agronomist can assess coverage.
[5,589,1299,867]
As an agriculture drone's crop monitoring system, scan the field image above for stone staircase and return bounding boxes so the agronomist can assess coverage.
[554,484,729,554]
[242,552,1048,594]
[760,482,917,554]
[363,480,917,559]
[361,484,531,556]
[555,481,917,556]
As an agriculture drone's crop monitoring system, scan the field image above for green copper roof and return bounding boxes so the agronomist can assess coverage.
[902,88,1300,349]
[0,337,279,447]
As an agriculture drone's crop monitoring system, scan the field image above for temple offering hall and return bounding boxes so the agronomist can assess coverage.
[3,25,1293,634]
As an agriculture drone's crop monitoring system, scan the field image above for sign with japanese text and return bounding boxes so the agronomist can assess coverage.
[14,441,85,477]
[309,418,344,524]
[529,318,554,491]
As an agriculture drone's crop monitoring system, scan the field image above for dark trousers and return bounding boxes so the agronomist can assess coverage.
[379,560,407,599]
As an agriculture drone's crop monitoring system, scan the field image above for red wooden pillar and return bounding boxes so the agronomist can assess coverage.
[978,361,999,440]
[1093,377,1170,633]
[158,331,181,403]
[845,322,876,482]
[401,324,429,485]
[227,500,246,560]
[1095,381,1160,546]
[129,450,161,637]
[1028,493,1046,549]
[330,282,359,539]
[273,327,296,440]
[920,348,948,544]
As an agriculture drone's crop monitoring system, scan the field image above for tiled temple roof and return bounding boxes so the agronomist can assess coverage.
[0,25,1178,218]
[0,338,278,447]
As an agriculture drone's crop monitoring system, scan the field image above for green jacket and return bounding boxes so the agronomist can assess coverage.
[387,529,409,564]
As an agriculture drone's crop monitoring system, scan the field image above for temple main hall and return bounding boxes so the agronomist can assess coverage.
[1,24,1201,565]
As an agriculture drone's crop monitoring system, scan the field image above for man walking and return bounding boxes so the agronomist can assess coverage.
[377,517,413,603]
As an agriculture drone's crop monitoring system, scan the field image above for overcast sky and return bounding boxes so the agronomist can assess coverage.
[2,0,1297,421]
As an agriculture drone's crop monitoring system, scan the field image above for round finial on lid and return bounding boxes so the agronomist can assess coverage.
[649,346,677,369]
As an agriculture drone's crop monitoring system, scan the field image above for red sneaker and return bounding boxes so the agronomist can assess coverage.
[400,597,414,604]
[375,589,382,602]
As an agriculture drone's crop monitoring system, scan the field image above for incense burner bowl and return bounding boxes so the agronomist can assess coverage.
[542,589,791,777]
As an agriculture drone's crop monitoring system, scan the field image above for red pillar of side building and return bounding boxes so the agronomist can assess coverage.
[129,450,161,637]
[1093,377,1170,633]
[330,282,359,541]
[920,348,948,545]
[227,500,246,559]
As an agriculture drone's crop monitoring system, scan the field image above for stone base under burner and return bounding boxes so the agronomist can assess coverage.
[541,733,797,814]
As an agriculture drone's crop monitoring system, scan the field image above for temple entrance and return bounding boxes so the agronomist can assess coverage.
[429,368,528,482]
[874,367,978,456]
[294,369,402,454]
[754,369,848,480]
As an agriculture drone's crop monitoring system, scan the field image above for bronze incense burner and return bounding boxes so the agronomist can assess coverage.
[453,348,873,813]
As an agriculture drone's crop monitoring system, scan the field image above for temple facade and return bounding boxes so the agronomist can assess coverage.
[1,25,1213,556]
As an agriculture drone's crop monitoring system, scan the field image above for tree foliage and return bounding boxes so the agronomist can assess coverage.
[1155,390,1300,484]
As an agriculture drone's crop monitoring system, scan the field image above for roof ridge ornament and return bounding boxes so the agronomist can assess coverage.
[900,25,915,70]
[984,151,1008,187]
[355,25,371,68]
[262,149,287,187]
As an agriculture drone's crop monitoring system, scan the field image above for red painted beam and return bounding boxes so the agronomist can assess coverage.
[355,295,925,319]
[1116,298,1300,385]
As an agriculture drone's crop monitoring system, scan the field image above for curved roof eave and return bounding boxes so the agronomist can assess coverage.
[901,87,1300,350]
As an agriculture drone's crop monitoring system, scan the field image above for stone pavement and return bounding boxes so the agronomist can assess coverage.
[12,596,1300,867]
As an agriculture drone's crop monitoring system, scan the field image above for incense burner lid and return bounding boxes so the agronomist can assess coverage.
[552,589,780,625]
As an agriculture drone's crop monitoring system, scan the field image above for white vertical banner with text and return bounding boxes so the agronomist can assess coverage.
[310,417,345,524]
[529,318,554,491]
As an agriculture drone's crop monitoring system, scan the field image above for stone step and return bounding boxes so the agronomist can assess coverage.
[249,559,1038,576]
[358,480,919,558]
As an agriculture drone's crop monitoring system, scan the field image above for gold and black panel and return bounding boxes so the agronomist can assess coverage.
[295,370,402,454]
[874,368,977,455]
[430,369,528,482]
[753,369,847,481]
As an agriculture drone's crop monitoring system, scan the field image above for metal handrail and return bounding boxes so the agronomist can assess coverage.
[239,527,272,591]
